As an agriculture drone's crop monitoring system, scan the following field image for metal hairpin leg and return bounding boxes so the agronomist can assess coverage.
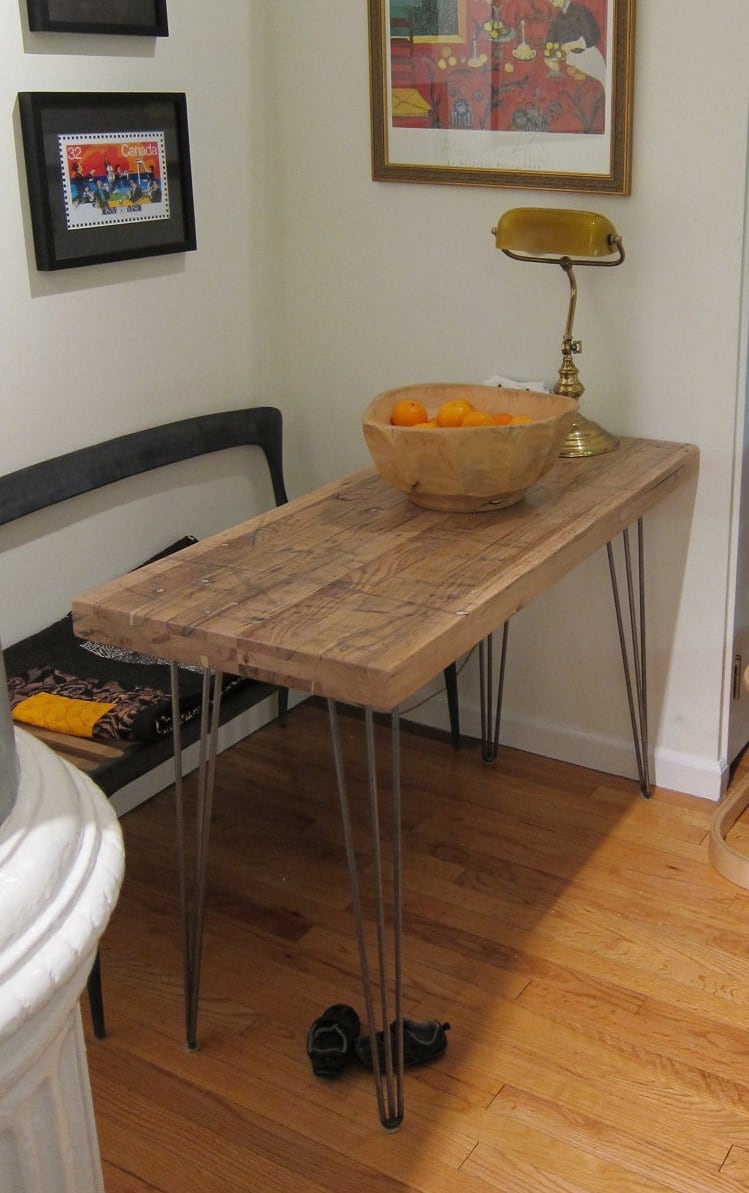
[170,663,224,1050]
[327,700,404,1131]
[606,519,651,798]
[479,623,510,764]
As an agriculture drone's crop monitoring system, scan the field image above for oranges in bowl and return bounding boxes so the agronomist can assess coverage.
[362,382,577,512]
[390,394,536,430]
[390,398,429,427]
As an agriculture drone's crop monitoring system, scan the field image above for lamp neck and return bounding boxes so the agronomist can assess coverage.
[561,257,577,342]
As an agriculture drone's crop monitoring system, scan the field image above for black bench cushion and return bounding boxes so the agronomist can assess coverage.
[5,537,219,737]
[5,613,249,741]
[5,536,279,795]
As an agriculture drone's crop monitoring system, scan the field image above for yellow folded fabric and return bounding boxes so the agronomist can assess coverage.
[12,692,116,738]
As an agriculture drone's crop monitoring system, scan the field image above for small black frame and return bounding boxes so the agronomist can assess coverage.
[19,91,196,271]
[27,0,168,36]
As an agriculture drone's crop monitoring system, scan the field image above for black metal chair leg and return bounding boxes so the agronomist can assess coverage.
[444,662,460,747]
[87,949,106,1039]
[278,686,289,725]
[607,520,651,797]
[479,624,510,764]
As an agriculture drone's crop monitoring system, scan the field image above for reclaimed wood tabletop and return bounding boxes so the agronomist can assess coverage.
[72,438,699,712]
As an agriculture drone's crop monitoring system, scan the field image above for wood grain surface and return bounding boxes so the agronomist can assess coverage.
[85,701,749,1193]
[72,439,698,711]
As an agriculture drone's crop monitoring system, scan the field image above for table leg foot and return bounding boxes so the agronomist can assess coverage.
[171,664,223,1050]
[327,700,404,1129]
[607,520,651,798]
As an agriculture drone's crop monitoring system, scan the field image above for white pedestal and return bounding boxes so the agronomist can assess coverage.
[0,730,124,1193]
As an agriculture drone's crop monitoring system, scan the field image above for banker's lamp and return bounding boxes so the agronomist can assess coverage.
[492,207,625,457]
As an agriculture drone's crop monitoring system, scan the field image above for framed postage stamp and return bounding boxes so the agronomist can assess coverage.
[26,0,168,36]
[368,0,635,194]
[18,92,196,270]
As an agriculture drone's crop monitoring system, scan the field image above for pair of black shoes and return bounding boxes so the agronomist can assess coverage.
[306,1004,450,1078]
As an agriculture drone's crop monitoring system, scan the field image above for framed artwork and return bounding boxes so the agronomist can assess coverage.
[26,0,168,36]
[368,0,635,194]
[18,92,196,271]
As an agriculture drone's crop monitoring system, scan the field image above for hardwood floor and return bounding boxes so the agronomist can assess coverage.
[85,701,749,1192]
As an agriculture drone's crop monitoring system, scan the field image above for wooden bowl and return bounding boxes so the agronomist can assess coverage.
[362,383,577,512]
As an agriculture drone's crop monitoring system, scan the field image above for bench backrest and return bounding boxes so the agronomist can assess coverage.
[0,406,288,528]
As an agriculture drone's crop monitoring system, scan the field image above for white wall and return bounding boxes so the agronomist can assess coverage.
[0,2,283,642]
[1,1,747,800]
[270,1,749,800]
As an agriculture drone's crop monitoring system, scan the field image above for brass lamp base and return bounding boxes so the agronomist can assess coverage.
[558,410,619,458]
[553,353,618,457]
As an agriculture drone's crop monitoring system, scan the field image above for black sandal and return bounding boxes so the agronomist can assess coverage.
[306,1004,361,1078]
[355,1018,450,1070]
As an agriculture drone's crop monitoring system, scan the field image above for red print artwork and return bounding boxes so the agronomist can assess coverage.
[388,0,608,135]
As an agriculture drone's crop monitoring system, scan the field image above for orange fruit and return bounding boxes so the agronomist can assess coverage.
[490,411,512,425]
[436,398,474,427]
[509,414,534,425]
[460,409,494,427]
[390,398,428,427]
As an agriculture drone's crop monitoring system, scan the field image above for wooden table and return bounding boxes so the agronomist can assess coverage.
[73,437,699,1128]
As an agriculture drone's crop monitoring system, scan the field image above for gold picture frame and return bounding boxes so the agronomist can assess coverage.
[369,0,635,194]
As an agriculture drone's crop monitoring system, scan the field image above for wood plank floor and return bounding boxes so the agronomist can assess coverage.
[85,700,749,1192]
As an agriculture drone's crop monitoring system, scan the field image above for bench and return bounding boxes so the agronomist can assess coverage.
[1,406,291,1036]
[2,407,462,1041]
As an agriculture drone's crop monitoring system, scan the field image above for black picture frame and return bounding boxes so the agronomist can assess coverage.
[18,92,196,271]
[27,0,168,36]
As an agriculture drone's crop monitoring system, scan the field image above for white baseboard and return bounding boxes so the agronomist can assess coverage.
[112,684,728,816]
[407,694,728,803]
[650,747,728,803]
